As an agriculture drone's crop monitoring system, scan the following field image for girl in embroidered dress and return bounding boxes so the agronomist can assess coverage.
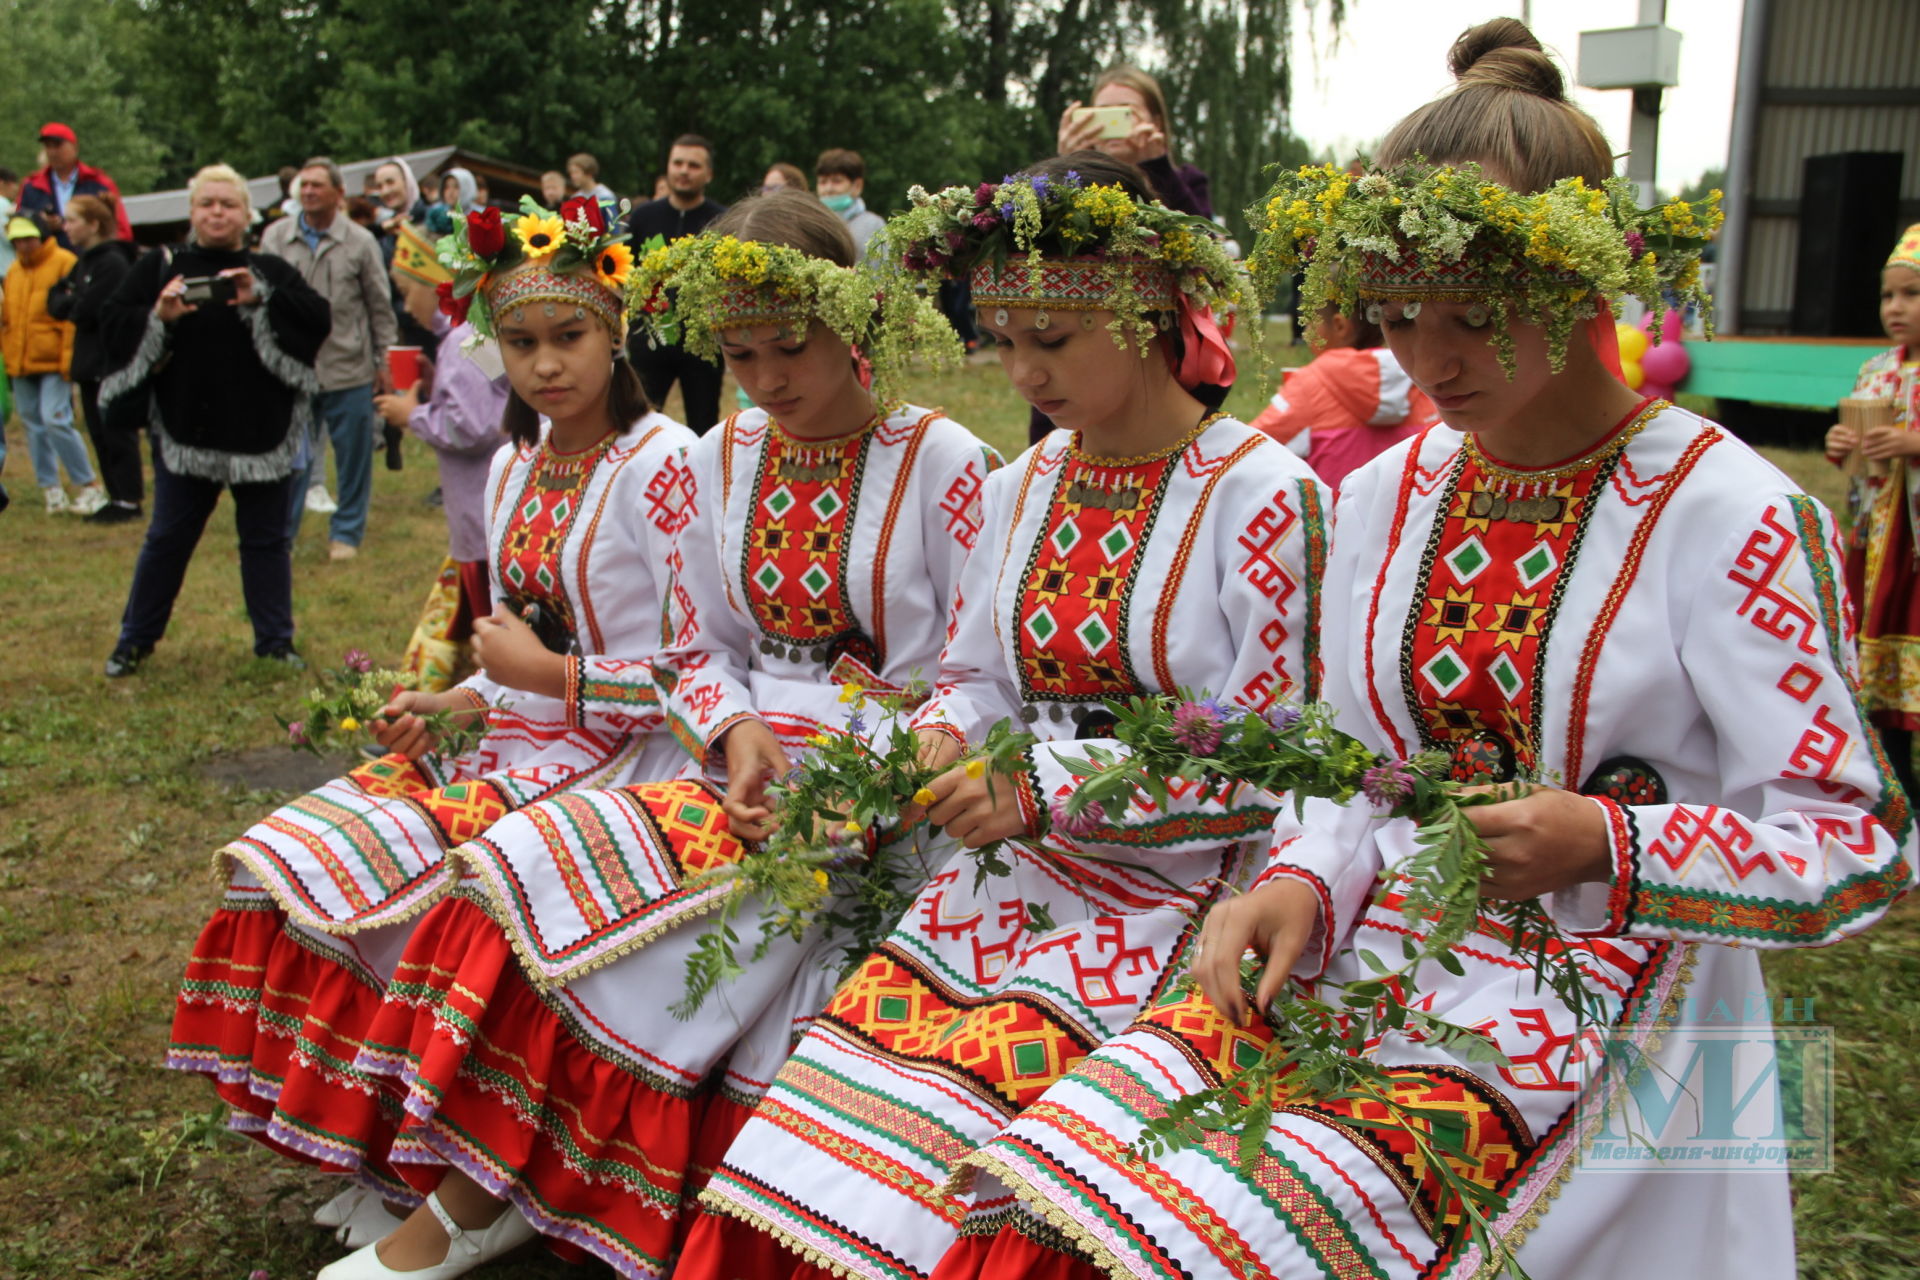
[929,22,1916,1280]
[677,154,1332,1280]
[320,190,997,1280]
[166,198,694,1264]
[1824,224,1920,799]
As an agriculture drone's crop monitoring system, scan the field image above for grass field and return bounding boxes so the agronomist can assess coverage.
[0,352,1913,1280]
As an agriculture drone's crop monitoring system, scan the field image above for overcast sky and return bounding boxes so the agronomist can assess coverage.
[1287,0,1741,193]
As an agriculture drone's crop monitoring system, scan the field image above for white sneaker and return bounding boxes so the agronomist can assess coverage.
[315,1191,535,1279]
[43,486,68,514]
[307,482,339,514]
[70,483,108,515]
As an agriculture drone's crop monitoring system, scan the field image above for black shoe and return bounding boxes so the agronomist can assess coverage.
[423,486,443,508]
[85,502,143,525]
[105,643,151,678]
[258,646,307,671]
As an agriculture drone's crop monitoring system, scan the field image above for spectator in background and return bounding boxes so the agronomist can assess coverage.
[345,196,379,232]
[46,194,140,522]
[373,221,511,690]
[813,148,886,259]
[260,155,397,561]
[98,163,330,677]
[1056,66,1212,217]
[16,122,134,246]
[651,173,669,200]
[761,161,809,195]
[625,134,727,432]
[539,169,569,207]
[568,152,616,204]
[0,167,19,276]
[426,167,477,235]
[369,157,426,227]
[3,215,103,514]
[471,172,493,209]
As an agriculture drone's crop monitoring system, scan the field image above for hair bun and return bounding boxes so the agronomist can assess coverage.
[1449,17,1564,100]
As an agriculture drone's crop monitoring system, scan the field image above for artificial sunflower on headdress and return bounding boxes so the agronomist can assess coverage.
[437,195,633,339]
[514,211,566,260]
[593,242,634,291]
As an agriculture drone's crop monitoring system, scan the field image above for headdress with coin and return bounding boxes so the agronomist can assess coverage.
[624,230,959,402]
[1249,160,1722,377]
[436,195,633,342]
[877,168,1245,390]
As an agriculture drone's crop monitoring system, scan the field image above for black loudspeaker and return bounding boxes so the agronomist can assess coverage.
[1792,151,1903,337]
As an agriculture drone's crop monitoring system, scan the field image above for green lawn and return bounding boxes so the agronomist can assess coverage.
[0,354,1911,1279]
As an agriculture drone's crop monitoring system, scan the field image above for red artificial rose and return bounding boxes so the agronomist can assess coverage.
[561,196,607,234]
[466,207,506,258]
[436,280,472,324]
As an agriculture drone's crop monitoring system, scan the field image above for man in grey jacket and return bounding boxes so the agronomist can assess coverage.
[261,155,396,560]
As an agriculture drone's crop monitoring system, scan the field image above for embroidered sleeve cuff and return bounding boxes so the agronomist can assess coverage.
[1252,854,1336,978]
[562,656,583,728]
[914,721,968,747]
[1548,796,1639,938]
[456,686,490,713]
[1017,766,1047,838]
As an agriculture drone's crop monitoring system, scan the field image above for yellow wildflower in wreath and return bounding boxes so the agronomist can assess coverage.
[514,212,566,260]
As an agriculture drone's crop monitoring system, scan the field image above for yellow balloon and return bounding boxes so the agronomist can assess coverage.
[1621,357,1645,390]
[1616,323,1649,362]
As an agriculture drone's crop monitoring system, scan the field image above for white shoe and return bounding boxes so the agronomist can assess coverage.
[314,1185,368,1229]
[43,486,69,514]
[337,1193,408,1248]
[70,483,108,515]
[315,1191,535,1279]
[307,483,339,514]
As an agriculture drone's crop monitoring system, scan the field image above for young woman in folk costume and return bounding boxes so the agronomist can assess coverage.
[166,196,693,1257]
[678,153,1332,1279]
[930,22,1917,1280]
[321,189,996,1279]
[1824,224,1920,800]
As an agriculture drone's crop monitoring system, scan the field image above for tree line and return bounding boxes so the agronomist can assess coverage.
[0,0,1328,245]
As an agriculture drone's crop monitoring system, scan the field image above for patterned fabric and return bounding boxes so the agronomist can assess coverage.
[935,405,1915,1280]
[743,421,873,654]
[970,257,1176,313]
[400,556,489,692]
[684,418,1331,1280]
[1838,346,1920,727]
[166,413,695,1192]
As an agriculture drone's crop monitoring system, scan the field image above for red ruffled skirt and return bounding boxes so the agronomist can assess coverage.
[676,1210,1102,1280]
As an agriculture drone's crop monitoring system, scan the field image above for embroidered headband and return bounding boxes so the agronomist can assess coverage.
[626,232,960,401]
[1249,160,1721,375]
[1890,223,1920,273]
[392,220,452,287]
[436,194,633,340]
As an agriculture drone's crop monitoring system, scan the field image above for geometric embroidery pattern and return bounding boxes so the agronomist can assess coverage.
[1013,453,1178,702]
[496,437,611,642]
[741,424,873,646]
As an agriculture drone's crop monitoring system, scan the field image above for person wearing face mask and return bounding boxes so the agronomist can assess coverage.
[677,153,1330,1280]
[96,164,331,674]
[374,220,511,690]
[166,193,698,1276]
[291,188,994,1280]
[812,148,886,261]
[923,22,1915,1280]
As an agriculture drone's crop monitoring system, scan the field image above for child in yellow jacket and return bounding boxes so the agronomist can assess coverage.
[2,214,102,513]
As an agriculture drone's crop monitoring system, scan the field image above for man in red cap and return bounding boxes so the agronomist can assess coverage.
[16,123,133,247]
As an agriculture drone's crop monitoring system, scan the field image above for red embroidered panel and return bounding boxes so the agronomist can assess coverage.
[741,425,873,647]
[1014,454,1176,702]
[496,440,608,638]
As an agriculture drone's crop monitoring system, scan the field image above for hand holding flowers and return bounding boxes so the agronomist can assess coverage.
[282,649,492,762]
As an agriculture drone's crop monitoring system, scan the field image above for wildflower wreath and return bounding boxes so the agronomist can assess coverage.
[877,169,1250,354]
[436,195,633,339]
[625,233,960,401]
[1249,160,1721,375]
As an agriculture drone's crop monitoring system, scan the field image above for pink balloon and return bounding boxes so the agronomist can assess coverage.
[1642,380,1677,401]
[1659,309,1686,344]
[1641,341,1691,384]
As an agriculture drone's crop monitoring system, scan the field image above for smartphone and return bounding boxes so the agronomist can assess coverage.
[1076,105,1135,140]
[179,275,238,306]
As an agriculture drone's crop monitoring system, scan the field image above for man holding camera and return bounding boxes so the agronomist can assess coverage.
[260,155,396,561]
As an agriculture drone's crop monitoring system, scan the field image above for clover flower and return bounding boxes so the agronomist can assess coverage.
[286,721,306,745]
[1049,796,1105,838]
[1360,760,1415,807]
[1169,700,1226,756]
[343,648,373,674]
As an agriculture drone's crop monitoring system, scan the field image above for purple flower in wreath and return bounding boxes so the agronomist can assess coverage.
[971,209,1001,230]
[1264,704,1303,733]
[1066,170,1081,184]
[343,648,373,673]
[1360,760,1415,807]
[1030,173,1051,201]
[974,181,996,207]
[1169,700,1226,756]
[1049,795,1104,838]
[903,249,930,272]
[286,721,307,745]
[1624,230,1647,262]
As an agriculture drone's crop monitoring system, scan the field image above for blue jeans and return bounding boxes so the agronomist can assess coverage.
[11,373,97,489]
[119,444,297,654]
[287,384,375,546]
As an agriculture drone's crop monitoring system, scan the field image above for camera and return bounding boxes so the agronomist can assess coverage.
[179,275,238,306]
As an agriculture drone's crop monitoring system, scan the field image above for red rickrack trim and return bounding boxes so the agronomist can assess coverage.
[1579,795,1639,938]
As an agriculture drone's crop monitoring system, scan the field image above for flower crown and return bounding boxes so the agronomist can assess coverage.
[437,195,634,339]
[626,232,960,400]
[877,170,1249,350]
[1249,160,1721,374]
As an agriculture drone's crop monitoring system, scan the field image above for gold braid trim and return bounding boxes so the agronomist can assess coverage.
[212,844,459,936]
[691,1184,867,1279]
[955,1147,1150,1280]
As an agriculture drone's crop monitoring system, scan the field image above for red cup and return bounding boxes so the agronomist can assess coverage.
[386,346,423,391]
